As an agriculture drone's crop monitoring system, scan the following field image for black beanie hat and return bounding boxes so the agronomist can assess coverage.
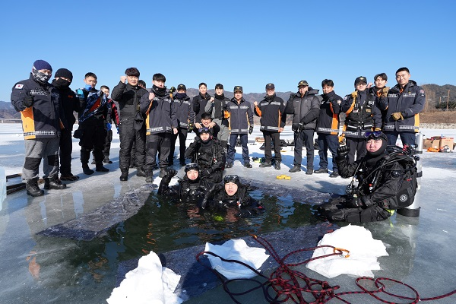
[55,68,73,81]
[366,132,388,156]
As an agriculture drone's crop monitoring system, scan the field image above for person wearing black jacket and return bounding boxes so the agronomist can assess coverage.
[111,67,149,181]
[201,175,263,218]
[193,82,211,124]
[158,163,213,206]
[169,84,194,166]
[341,76,382,164]
[254,83,285,170]
[140,73,178,180]
[315,79,343,178]
[383,67,425,147]
[184,127,226,183]
[226,86,254,168]
[52,68,80,181]
[321,132,417,223]
[283,80,320,174]
[11,60,66,196]
[75,72,109,175]
[205,83,230,150]
[99,86,119,164]
[370,73,389,127]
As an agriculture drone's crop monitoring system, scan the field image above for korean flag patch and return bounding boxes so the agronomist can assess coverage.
[15,84,24,90]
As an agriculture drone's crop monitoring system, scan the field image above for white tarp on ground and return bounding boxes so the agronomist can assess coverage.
[107,251,183,304]
[306,225,388,278]
[205,239,270,280]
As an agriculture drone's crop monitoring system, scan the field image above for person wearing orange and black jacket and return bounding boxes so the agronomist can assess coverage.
[341,76,382,164]
[283,80,320,174]
[226,86,254,168]
[111,67,149,181]
[254,83,286,170]
[370,73,389,126]
[315,79,343,178]
[140,73,178,180]
[52,68,80,181]
[192,82,212,124]
[11,60,66,197]
[383,67,425,147]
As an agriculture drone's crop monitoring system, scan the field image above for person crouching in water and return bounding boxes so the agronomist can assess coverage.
[201,175,264,217]
[184,127,225,183]
[320,131,417,223]
[158,163,213,206]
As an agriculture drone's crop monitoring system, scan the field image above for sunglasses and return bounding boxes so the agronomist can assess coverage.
[224,175,240,184]
[185,163,199,172]
[364,131,383,139]
[198,127,210,134]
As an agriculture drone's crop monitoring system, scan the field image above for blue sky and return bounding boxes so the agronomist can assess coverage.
[1,0,455,102]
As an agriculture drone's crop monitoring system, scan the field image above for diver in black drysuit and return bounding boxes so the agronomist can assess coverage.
[320,131,417,223]
[158,163,213,205]
[201,175,264,217]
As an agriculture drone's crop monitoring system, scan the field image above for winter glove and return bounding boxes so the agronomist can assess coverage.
[361,195,375,207]
[23,95,34,107]
[201,168,212,177]
[337,145,350,158]
[169,86,176,94]
[249,126,253,134]
[106,122,112,130]
[346,195,363,208]
[188,123,194,132]
[381,87,389,98]
[161,168,177,184]
[76,89,84,100]
[391,112,404,120]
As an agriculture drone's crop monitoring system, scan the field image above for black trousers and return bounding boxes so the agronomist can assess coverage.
[146,133,172,170]
[293,129,314,168]
[119,118,146,169]
[263,131,281,162]
[79,119,106,164]
[169,128,188,162]
[346,137,366,164]
[59,129,73,176]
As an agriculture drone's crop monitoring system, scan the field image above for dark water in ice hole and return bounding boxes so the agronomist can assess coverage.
[106,188,323,261]
[13,189,327,304]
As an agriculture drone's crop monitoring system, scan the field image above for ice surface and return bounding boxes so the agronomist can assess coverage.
[1,123,456,304]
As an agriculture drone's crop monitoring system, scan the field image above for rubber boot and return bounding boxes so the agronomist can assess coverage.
[26,178,44,197]
[44,176,67,190]
[120,168,129,181]
[136,167,146,177]
[96,163,109,172]
[145,169,153,183]
[274,160,281,170]
[82,164,94,175]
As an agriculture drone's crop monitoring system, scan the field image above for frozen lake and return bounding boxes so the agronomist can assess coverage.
[0,123,456,303]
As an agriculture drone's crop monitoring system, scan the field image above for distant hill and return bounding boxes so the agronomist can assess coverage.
[0,101,20,119]
[421,84,456,110]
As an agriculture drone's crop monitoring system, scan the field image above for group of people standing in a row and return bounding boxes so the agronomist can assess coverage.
[11,60,424,201]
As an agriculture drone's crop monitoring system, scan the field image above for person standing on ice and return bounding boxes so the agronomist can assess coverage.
[253,83,286,170]
[282,80,320,174]
[52,68,80,182]
[111,67,149,181]
[383,67,425,147]
[11,60,66,197]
